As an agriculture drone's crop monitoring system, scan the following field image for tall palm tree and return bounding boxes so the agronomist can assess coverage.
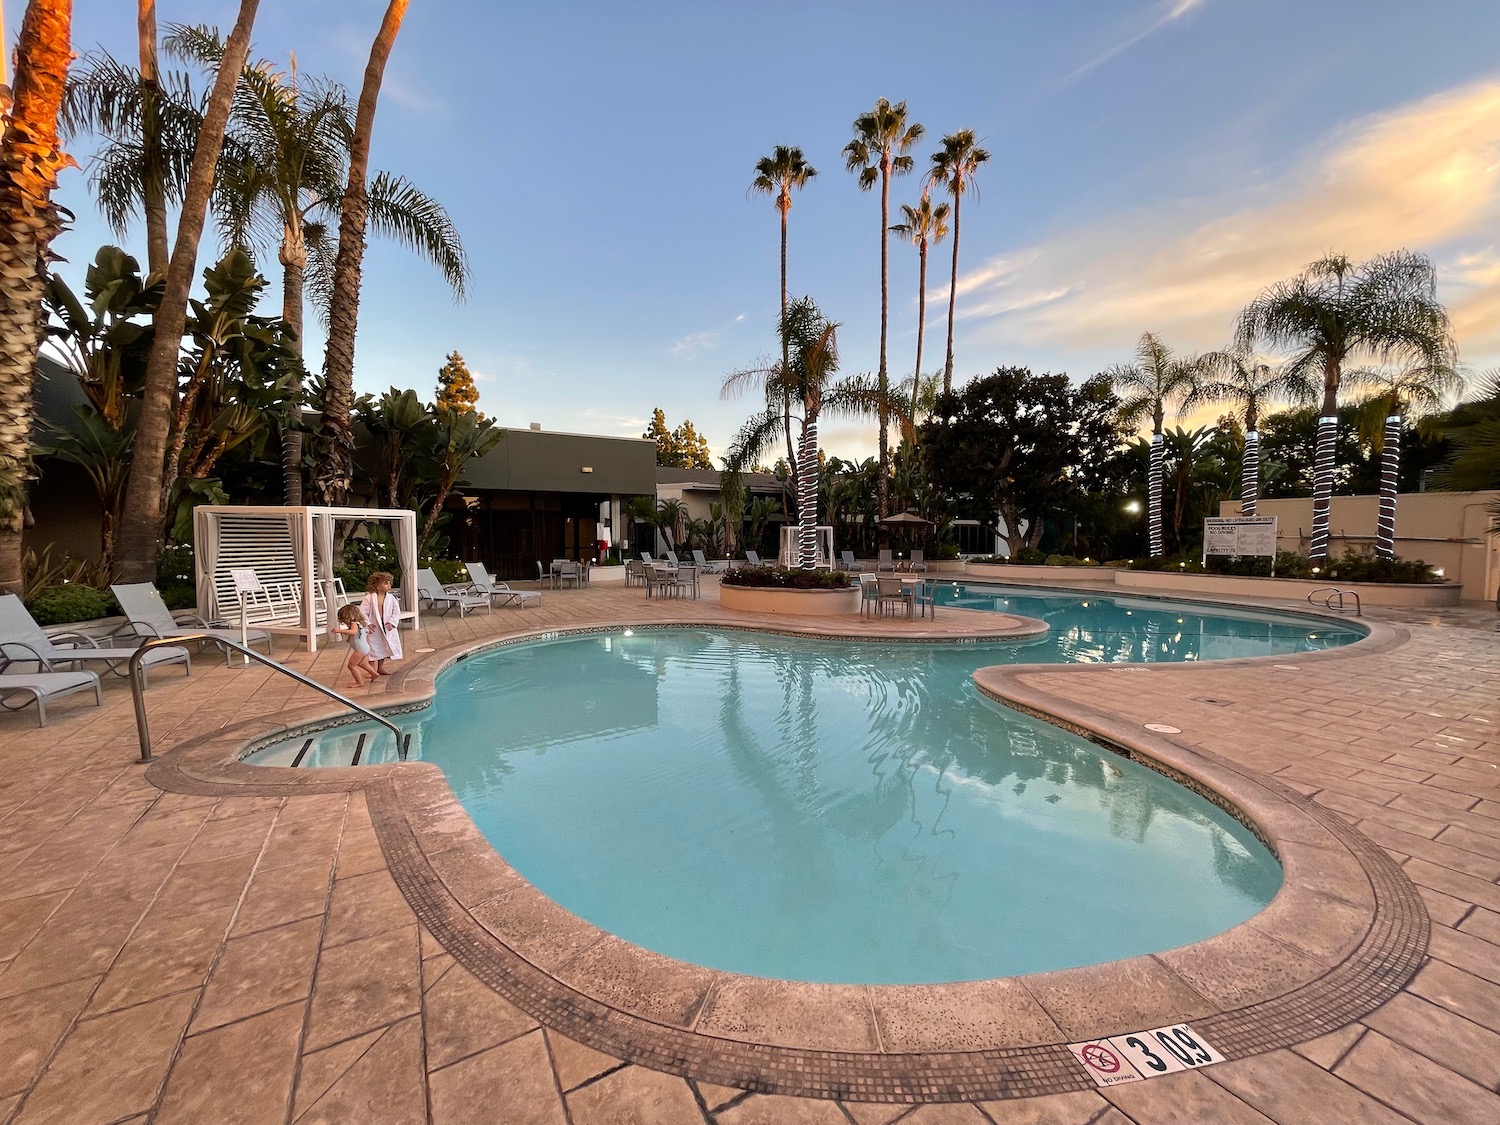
[1236,251,1455,563]
[1187,350,1315,516]
[316,0,409,506]
[0,0,75,594]
[749,145,817,485]
[136,0,167,273]
[1108,332,1203,557]
[844,98,923,524]
[1351,361,1463,558]
[723,298,894,568]
[890,192,949,424]
[927,129,989,395]
[116,0,260,583]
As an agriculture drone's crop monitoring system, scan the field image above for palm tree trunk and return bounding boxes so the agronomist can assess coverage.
[1147,430,1165,557]
[279,220,307,504]
[116,0,259,583]
[316,0,409,506]
[943,188,960,396]
[137,0,169,277]
[1241,429,1259,517]
[911,242,927,423]
[779,200,797,503]
[797,414,818,569]
[877,158,890,525]
[1375,411,1401,560]
[1308,361,1340,564]
[0,0,75,595]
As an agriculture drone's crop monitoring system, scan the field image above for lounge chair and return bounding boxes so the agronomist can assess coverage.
[744,550,766,568]
[839,550,863,573]
[691,550,726,574]
[112,582,274,666]
[416,569,490,617]
[876,549,896,572]
[909,549,927,573]
[458,562,541,608]
[0,669,103,726]
[0,594,190,685]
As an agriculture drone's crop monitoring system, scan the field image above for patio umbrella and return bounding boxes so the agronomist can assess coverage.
[877,512,934,526]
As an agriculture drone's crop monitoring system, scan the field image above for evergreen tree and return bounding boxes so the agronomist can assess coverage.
[671,418,714,469]
[436,349,482,414]
[644,407,674,463]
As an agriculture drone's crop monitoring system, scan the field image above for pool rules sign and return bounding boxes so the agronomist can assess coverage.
[1202,517,1278,570]
[1069,1024,1226,1087]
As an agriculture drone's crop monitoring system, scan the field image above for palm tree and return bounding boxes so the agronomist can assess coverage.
[116,0,261,583]
[749,145,817,483]
[0,0,75,594]
[316,0,409,506]
[844,98,923,524]
[1352,361,1463,558]
[1108,332,1203,557]
[890,192,949,423]
[1187,350,1315,516]
[1236,251,1456,563]
[927,129,989,395]
[723,298,892,568]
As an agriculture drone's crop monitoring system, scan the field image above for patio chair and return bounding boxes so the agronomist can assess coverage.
[876,549,896,573]
[112,582,274,666]
[458,562,540,609]
[643,562,679,599]
[875,576,913,619]
[839,550,863,573]
[858,575,879,617]
[691,550,726,573]
[0,594,190,685]
[0,669,103,726]
[744,550,766,568]
[912,578,937,619]
[551,559,582,589]
[416,569,490,617]
[625,559,648,588]
[909,549,927,573]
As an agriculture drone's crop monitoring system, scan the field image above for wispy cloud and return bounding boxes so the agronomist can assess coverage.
[953,78,1500,367]
[670,313,748,359]
[1061,0,1207,89]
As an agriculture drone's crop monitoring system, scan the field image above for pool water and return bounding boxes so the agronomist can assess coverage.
[249,593,1358,983]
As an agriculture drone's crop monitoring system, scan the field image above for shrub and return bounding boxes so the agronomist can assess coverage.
[1012,546,1048,565]
[1043,554,1097,567]
[26,583,116,625]
[1323,550,1439,584]
[1205,551,1312,579]
[934,542,960,560]
[720,567,856,589]
[428,560,469,586]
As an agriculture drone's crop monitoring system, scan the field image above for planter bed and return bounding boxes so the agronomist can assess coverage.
[1112,569,1461,607]
[963,563,1120,583]
[719,583,862,617]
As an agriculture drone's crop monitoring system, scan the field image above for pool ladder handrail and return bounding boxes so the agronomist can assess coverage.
[1308,586,1362,616]
[128,633,407,764]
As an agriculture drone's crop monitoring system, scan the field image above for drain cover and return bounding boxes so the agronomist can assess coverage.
[1192,697,1234,707]
[1144,723,1182,734]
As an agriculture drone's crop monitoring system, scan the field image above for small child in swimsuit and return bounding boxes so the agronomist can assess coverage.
[332,604,377,686]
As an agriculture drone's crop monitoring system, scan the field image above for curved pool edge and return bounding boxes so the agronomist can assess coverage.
[137,608,1429,1103]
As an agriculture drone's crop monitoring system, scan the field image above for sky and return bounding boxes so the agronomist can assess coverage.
[41,0,1500,462]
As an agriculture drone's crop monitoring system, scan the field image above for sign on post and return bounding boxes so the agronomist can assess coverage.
[1202,517,1278,574]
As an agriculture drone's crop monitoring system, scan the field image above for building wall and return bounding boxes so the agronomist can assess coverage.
[1220,491,1499,601]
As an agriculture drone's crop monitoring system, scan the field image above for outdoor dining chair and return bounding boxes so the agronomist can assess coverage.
[875,576,913,619]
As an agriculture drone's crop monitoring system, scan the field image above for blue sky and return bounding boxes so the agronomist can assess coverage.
[48,0,1500,461]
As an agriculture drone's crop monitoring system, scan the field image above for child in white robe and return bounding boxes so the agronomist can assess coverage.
[359,571,404,674]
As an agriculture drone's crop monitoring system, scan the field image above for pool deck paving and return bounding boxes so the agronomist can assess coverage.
[0,576,1497,1124]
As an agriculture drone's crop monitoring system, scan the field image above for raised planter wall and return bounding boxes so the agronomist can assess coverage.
[963,564,1121,584]
[1112,569,1462,607]
[718,584,862,617]
[586,565,627,584]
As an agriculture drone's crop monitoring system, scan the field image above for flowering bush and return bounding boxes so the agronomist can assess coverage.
[720,567,857,589]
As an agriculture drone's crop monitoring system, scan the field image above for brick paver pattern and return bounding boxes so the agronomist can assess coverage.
[0,577,1497,1124]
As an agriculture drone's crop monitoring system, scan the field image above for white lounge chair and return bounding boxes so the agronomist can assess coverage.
[0,670,103,726]
[417,569,490,617]
[691,550,726,573]
[0,594,190,685]
[909,549,927,573]
[458,562,540,609]
[876,549,896,572]
[839,550,863,573]
[112,582,274,666]
[744,550,766,568]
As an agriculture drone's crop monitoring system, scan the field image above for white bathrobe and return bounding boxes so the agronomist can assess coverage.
[359,590,404,662]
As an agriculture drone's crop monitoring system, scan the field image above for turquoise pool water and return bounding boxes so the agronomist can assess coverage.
[248,594,1359,983]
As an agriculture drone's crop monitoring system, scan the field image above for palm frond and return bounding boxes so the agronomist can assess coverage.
[365,172,471,300]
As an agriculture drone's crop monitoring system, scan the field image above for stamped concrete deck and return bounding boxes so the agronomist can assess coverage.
[1,577,1497,1124]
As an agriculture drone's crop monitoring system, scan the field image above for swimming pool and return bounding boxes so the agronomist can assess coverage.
[246,593,1360,984]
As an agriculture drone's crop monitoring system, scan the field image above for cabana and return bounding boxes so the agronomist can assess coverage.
[777,524,834,569]
[192,506,420,652]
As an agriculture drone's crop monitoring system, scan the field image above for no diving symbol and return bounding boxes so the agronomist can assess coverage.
[1081,1044,1121,1073]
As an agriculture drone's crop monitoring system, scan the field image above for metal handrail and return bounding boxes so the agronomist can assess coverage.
[128,633,406,764]
[1308,586,1362,617]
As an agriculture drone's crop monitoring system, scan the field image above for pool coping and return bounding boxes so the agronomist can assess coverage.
[140,606,1428,1103]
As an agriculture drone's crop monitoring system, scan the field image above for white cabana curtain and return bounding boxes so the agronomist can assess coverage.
[193,506,220,620]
